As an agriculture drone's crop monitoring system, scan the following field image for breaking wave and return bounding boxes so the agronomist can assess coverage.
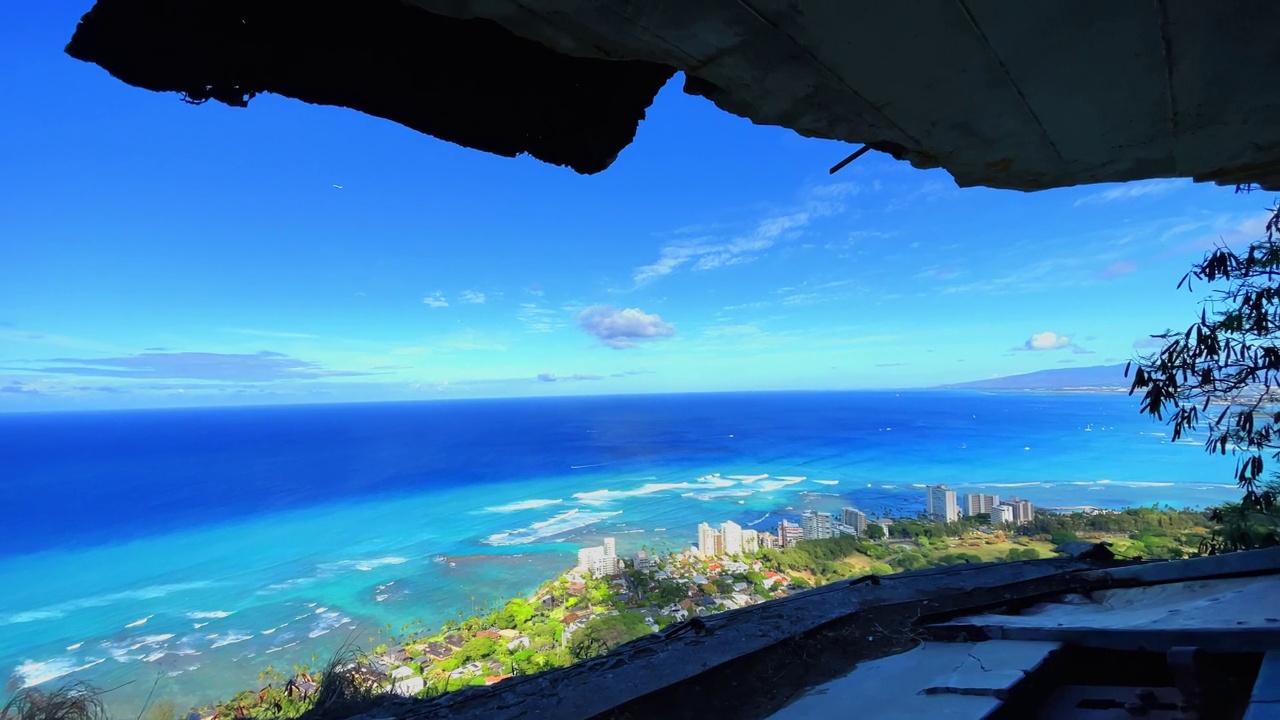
[484,508,622,545]
[485,498,563,513]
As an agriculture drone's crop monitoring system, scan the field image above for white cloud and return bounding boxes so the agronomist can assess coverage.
[633,183,860,284]
[227,328,318,339]
[1022,331,1071,351]
[634,215,806,282]
[517,304,562,333]
[422,292,449,308]
[703,324,761,338]
[1171,211,1273,255]
[1073,179,1184,206]
[577,306,676,349]
[459,290,487,304]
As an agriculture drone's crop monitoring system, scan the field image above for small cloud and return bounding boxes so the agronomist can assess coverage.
[536,373,603,383]
[875,362,908,368]
[782,293,822,306]
[633,183,857,284]
[609,370,655,378]
[20,351,370,382]
[1098,261,1138,280]
[1021,331,1072,351]
[143,346,170,352]
[918,266,961,280]
[703,324,760,338]
[423,292,449,308]
[459,290,487,305]
[228,329,318,339]
[1057,359,1077,364]
[517,304,562,333]
[1,382,39,395]
[1073,179,1183,206]
[1170,211,1273,256]
[577,306,676,349]
[1072,346,1096,355]
[1133,336,1168,350]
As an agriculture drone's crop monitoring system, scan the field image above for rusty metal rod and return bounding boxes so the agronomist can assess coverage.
[829,145,871,175]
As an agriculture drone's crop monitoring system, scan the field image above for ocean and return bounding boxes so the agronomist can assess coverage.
[0,391,1242,713]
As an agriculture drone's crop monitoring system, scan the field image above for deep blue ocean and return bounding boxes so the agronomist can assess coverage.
[0,391,1241,713]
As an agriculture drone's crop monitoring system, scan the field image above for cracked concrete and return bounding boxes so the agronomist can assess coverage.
[767,641,1061,719]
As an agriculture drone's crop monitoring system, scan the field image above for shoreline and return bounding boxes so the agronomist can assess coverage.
[190,502,1218,718]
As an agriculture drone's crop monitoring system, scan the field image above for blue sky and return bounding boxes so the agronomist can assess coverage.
[1,2,1273,410]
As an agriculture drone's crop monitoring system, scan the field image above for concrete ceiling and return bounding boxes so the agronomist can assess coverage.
[65,0,1280,191]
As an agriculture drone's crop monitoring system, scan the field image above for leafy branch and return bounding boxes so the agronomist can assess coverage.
[1128,198,1280,516]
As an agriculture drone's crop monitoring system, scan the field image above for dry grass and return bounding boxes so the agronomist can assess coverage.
[302,644,388,720]
[0,683,108,720]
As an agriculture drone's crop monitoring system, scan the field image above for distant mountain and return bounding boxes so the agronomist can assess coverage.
[943,363,1131,391]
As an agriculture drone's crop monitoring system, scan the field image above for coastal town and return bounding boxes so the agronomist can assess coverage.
[205,488,1212,718]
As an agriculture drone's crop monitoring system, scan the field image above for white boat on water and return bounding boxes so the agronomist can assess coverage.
[433,555,448,563]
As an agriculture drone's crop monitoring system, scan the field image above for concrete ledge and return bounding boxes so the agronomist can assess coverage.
[342,559,1100,720]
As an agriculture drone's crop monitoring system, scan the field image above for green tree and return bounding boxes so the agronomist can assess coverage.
[865,524,886,541]
[1129,194,1280,539]
[499,598,535,629]
[455,636,499,663]
[567,612,652,660]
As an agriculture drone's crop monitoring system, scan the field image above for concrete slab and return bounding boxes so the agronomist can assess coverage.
[1253,652,1280,703]
[949,575,1280,632]
[1244,703,1280,720]
[767,641,1060,720]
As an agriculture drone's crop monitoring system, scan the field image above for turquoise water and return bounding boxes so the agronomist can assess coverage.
[0,391,1241,712]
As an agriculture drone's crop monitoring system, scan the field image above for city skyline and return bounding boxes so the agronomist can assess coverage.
[3,4,1271,410]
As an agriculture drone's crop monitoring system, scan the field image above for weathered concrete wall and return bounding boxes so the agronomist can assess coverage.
[410,0,1280,190]
[66,0,1280,188]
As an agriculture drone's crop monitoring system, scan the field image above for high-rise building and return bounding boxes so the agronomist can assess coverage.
[758,532,778,549]
[578,545,603,571]
[697,522,724,557]
[962,493,1001,517]
[925,484,960,523]
[1000,498,1034,524]
[777,520,802,548]
[603,537,617,557]
[720,520,743,556]
[741,529,759,555]
[578,539,619,577]
[994,504,1015,524]
[840,507,868,535]
[801,510,834,540]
